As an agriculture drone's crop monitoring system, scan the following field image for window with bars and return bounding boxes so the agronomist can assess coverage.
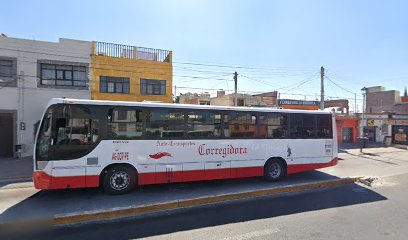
[0,60,14,83]
[40,64,87,87]
[100,76,130,94]
[140,79,166,95]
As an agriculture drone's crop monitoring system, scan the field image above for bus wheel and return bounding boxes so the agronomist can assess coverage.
[102,166,136,195]
[264,159,286,182]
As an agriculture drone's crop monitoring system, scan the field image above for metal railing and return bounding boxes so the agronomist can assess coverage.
[95,42,171,63]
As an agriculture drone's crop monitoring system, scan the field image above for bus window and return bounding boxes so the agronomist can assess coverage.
[288,114,303,138]
[259,113,288,138]
[107,108,143,139]
[51,105,100,160]
[145,109,185,139]
[36,110,53,161]
[224,111,257,138]
[302,114,317,138]
[187,110,222,138]
[288,114,318,139]
[316,114,332,138]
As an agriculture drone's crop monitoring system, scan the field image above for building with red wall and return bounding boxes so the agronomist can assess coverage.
[336,117,359,144]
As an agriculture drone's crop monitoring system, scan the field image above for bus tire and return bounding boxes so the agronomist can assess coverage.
[264,158,286,182]
[102,165,137,195]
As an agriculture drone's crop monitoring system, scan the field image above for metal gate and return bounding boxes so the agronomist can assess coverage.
[342,128,353,143]
[0,113,14,157]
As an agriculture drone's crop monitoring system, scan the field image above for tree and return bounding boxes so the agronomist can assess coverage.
[173,95,180,103]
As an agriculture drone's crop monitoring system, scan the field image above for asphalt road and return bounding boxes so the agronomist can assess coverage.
[8,173,407,240]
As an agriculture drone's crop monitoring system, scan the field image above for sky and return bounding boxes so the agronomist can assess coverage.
[2,0,408,111]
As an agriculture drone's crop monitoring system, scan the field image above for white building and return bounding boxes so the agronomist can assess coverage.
[0,35,92,157]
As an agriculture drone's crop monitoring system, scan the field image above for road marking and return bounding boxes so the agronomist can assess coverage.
[221,228,280,240]
[0,182,34,190]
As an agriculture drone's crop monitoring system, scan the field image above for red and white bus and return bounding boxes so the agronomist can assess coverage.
[33,98,338,194]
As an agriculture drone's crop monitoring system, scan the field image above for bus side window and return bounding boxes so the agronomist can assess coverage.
[302,114,317,138]
[317,115,332,138]
[187,110,222,138]
[107,108,143,139]
[259,113,288,139]
[145,109,185,139]
[224,111,257,138]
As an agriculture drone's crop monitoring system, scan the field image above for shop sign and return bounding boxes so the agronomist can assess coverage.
[367,119,375,126]
[278,99,319,106]
[384,120,408,125]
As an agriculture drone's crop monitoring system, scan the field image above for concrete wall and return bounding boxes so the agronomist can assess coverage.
[0,37,91,157]
[179,92,211,105]
[366,90,401,114]
[210,94,265,107]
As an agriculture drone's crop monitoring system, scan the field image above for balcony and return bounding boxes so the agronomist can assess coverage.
[94,41,171,63]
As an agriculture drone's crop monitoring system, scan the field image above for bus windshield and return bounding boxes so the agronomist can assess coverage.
[35,104,101,162]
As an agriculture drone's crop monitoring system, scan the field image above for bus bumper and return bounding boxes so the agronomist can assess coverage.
[33,171,100,190]
[32,171,52,189]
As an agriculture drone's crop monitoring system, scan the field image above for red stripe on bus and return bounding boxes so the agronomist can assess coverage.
[287,157,338,174]
[33,158,337,189]
[33,171,99,189]
[138,167,264,185]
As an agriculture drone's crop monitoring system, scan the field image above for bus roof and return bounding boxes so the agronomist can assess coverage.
[47,98,332,115]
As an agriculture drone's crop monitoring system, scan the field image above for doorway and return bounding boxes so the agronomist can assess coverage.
[0,112,15,157]
[364,126,377,142]
[342,128,353,143]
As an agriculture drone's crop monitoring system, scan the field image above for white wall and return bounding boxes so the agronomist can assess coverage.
[0,37,92,157]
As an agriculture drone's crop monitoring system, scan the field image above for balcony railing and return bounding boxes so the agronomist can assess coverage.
[94,41,171,63]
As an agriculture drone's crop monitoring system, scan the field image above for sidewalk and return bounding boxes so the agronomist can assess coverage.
[0,156,33,180]
[323,146,408,179]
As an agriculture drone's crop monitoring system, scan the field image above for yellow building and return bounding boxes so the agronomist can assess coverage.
[91,41,173,103]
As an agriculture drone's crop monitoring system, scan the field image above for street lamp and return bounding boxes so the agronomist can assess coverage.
[360,87,368,137]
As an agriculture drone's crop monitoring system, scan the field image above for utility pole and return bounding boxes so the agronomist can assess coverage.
[354,93,357,114]
[234,72,238,106]
[320,66,325,110]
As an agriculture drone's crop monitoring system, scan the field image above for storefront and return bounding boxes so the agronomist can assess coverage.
[392,125,408,145]
[361,114,391,143]
[386,117,408,145]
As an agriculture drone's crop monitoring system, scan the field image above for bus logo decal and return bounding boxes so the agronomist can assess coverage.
[287,145,292,157]
[149,152,173,159]
[112,149,129,161]
[198,144,248,158]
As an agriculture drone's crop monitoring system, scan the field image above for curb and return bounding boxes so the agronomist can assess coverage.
[0,177,361,229]
[0,177,32,186]
[0,176,32,181]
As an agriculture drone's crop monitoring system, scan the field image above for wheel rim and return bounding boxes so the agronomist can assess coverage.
[268,162,282,179]
[110,171,130,191]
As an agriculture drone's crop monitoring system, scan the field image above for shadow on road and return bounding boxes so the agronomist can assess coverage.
[0,170,388,239]
[0,171,338,224]
[30,181,388,240]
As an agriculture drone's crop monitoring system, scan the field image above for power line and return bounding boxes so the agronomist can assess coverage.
[4,58,236,83]
[1,46,364,102]
[282,72,319,91]
[173,60,316,72]
[1,47,316,77]
[325,75,357,95]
